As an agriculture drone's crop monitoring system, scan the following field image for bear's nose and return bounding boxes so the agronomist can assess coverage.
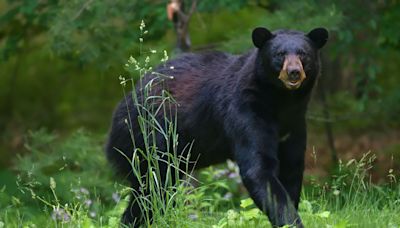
[287,69,301,81]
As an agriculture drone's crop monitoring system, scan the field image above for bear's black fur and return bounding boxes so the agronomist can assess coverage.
[106,27,328,227]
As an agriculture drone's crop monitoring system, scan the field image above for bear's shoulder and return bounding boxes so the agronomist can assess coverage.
[166,51,236,69]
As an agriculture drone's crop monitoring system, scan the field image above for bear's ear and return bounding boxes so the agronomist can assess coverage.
[252,27,273,49]
[307,27,329,49]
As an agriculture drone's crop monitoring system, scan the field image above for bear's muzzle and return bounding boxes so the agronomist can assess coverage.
[278,54,306,90]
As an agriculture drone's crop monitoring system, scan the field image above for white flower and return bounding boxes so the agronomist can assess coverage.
[89,211,96,218]
[112,192,121,203]
[333,189,340,196]
[128,56,137,64]
[161,50,169,62]
[140,20,145,31]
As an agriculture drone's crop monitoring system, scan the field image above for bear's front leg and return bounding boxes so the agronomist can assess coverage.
[229,116,303,227]
[278,125,307,209]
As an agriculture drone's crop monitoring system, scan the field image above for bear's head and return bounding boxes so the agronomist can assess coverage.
[252,27,328,90]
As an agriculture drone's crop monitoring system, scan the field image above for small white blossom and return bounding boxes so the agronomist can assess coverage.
[84,199,92,207]
[161,50,169,62]
[50,177,56,190]
[333,189,340,196]
[112,192,121,203]
[128,56,137,65]
[89,211,96,218]
[119,75,126,86]
[80,188,89,195]
[140,20,145,31]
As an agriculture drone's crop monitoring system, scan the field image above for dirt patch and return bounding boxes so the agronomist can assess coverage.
[305,129,400,183]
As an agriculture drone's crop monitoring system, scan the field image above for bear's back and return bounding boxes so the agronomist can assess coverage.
[155,51,236,80]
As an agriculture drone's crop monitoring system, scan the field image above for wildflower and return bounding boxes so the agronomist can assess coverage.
[223,192,233,200]
[84,199,92,207]
[50,177,56,190]
[228,172,238,179]
[89,211,96,218]
[51,208,71,222]
[119,75,127,86]
[80,187,89,195]
[226,160,236,170]
[333,189,340,196]
[161,50,169,62]
[214,169,228,179]
[128,56,137,65]
[188,213,198,221]
[140,20,145,31]
[112,192,121,203]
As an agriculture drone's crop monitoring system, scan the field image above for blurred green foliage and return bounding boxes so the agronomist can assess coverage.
[0,129,121,224]
[16,129,118,202]
[0,0,399,169]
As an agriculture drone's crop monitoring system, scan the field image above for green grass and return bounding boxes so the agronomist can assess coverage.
[0,130,399,228]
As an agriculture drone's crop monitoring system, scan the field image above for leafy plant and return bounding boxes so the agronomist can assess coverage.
[11,129,122,225]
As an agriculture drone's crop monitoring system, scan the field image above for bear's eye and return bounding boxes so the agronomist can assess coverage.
[276,52,285,58]
[298,51,309,61]
[297,50,306,57]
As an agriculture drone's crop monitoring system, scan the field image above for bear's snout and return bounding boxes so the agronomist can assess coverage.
[287,68,301,82]
[278,54,306,90]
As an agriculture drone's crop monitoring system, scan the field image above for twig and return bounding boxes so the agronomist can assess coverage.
[73,0,93,21]
[188,0,198,18]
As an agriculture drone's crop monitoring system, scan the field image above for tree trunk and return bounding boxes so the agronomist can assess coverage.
[168,0,197,52]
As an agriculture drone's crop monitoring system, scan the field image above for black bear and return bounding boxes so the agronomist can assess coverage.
[106,27,328,227]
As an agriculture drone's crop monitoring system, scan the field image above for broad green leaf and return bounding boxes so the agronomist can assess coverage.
[241,208,260,220]
[240,198,254,209]
[317,211,331,218]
